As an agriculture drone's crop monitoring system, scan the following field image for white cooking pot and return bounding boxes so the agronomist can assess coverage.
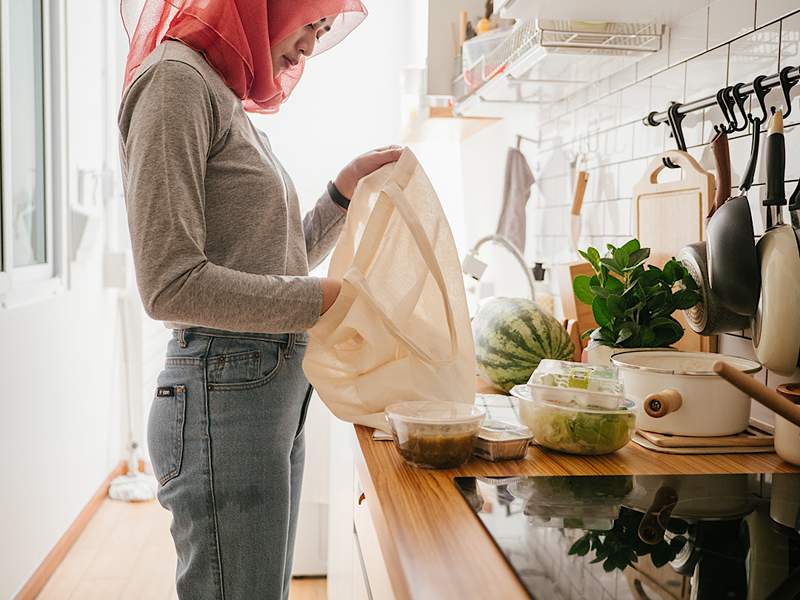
[611,351,762,436]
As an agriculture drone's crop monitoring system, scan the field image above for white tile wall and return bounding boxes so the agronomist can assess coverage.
[670,5,710,66]
[520,2,800,424]
[757,1,800,28]
[708,0,757,48]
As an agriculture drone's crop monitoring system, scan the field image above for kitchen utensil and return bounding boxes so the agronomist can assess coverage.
[638,426,773,448]
[631,432,774,454]
[611,351,762,436]
[510,385,636,455]
[569,170,588,254]
[634,150,715,352]
[680,242,749,335]
[713,361,800,466]
[681,129,750,334]
[706,116,762,316]
[751,110,800,375]
[384,401,485,469]
[557,261,597,349]
[708,130,731,218]
[776,384,800,466]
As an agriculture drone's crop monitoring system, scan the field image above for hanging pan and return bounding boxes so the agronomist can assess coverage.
[705,83,763,317]
[752,110,800,375]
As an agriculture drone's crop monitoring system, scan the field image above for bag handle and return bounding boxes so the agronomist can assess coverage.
[347,180,459,365]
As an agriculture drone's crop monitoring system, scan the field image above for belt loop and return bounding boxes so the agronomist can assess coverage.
[177,329,187,348]
[284,333,296,359]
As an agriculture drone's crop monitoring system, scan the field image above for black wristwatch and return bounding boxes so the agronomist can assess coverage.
[327,180,351,210]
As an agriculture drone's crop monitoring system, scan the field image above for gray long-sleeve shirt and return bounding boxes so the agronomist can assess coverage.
[118,41,345,333]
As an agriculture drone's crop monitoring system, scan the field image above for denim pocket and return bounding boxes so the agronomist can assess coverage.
[147,384,187,486]
[207,342,284,391]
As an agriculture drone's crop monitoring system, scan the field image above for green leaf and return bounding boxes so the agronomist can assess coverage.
[663,259,684,284]
[620,239,641,255]
[573,275,595,305]
[605,275,624,293]
[592,296,612,327]
[641,327,657,346]
[640,268,664,286]
[579,249,600,273]
[673,288,701,310]
[626,248,651,270]
[600,257,625,276]
[616,326,634,345]
[590,285,611,298]
[580,328,596,340]
[613,247,630,271]
[607,295,626,318]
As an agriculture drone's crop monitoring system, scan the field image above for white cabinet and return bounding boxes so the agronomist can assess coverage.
[327,422,396,600]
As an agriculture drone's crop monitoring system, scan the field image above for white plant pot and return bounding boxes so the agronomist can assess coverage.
[586,344,658,366]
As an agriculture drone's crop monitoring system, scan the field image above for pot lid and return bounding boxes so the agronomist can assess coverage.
[611,351,762,376]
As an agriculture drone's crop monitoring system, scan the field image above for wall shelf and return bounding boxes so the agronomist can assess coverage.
[453,19,664,117]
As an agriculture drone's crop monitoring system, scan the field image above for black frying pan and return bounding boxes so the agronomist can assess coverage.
[679,131,748,335]
[705,116,762,316]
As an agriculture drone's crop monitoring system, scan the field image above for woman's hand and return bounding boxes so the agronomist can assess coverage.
[320,278,342,315]
[334,145,404,199]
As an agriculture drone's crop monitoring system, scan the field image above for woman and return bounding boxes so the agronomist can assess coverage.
[117,1,400,598]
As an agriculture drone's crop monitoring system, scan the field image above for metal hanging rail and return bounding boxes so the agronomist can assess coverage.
[643,65,800,127]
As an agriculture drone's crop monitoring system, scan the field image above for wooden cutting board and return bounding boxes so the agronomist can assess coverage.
[638,426,773,448]
[633,150,716,353]
[632,433,774,454]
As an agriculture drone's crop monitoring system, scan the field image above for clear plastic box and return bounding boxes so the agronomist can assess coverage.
[527,359,625,410]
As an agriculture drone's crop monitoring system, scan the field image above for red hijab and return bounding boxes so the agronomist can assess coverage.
[121,0,367,113]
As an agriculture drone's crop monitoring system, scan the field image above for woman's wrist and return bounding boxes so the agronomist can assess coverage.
[320,278,341,315]
[327,180,350,211]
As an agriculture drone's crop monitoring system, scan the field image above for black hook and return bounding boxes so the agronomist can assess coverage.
[776,65,798,119]
[662,102,687,169]
[752,74,771,123]
[730,83,750,131]
[714,88,733,134]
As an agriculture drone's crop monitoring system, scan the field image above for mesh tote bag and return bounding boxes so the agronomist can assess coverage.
[303,149,476,432]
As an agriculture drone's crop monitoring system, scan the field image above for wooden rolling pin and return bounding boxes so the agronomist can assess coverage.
[713,361,800,427]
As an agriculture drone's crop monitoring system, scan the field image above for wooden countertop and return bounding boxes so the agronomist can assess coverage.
[354,425,800,600]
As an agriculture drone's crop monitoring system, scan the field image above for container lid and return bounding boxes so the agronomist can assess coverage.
[478,419,533,442]
[384,401,485,425]
[510,385,635,415]
[529,359,625,409]
[611,351,762,376]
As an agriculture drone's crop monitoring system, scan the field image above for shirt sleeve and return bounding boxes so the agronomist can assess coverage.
[303,187,346,271]
[118,60,323,333]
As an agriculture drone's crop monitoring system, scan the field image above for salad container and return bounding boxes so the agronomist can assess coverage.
[511,385,636,455]
[385,401,485,469]
[528,359,625,410]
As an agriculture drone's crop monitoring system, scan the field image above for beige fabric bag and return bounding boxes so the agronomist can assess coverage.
[303,150,476,432]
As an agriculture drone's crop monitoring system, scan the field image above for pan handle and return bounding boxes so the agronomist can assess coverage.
[713,361,800,427]
[644,389,683,418]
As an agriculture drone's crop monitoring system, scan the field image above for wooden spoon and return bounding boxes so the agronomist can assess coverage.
[713,361,800,427]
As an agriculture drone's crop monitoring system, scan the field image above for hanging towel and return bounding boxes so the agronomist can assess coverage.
[496,147,535,252]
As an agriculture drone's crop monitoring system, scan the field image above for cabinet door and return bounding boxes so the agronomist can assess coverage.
[354,484,397,600]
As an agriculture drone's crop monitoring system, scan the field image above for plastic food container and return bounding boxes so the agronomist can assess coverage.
[385,401,485,469]
[511,385,635,455]
[473,419,533,462]
[528,359,625,410]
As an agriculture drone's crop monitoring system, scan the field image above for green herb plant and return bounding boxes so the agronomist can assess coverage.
[573,239,701,348]
[568,507,687,572]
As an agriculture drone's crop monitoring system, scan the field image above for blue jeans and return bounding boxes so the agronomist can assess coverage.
[148,327,312,600]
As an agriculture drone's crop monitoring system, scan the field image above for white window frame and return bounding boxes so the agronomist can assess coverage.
[0,0,68,308]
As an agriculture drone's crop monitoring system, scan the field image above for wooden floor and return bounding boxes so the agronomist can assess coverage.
[36,498,326,600]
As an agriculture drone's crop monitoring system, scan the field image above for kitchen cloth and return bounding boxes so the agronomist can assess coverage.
[303,149,476,432]
[496,147,535,252]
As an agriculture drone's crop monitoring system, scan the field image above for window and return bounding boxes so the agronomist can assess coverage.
[0,0,66,303]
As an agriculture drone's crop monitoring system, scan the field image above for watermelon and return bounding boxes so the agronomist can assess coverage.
[472,297,575,391]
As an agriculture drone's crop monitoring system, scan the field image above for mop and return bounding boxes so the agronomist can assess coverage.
[109,292,157,502]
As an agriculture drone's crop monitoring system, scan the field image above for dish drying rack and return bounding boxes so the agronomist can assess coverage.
[454,19,664,106]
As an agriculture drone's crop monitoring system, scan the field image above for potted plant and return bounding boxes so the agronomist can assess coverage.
[572,239,700,365]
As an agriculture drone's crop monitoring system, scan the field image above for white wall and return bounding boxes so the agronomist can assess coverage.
[0,1,132,597]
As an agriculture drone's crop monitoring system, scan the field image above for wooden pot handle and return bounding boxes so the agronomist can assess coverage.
[638,485,679,545]
[644,389,683,418]
[713,362,800,428]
